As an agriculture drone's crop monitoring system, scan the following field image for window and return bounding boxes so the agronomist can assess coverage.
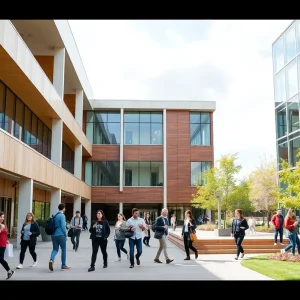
[123,161,163,186]
[274,69,286,105]
[278,141,288,170]
[290,136,300,167]
[86,111,120,144]
[191,162,211,186]
[286,58,298,99]
[0,82,5,130]
[285,24,296,65]
[85,161,120,186]
[62,142,74,174]
[14,98,24,140]
[276,103,287,139]
[190,112,211,145]
[273,36,284,74]
[124,112,163,145]
[287,96,300,134]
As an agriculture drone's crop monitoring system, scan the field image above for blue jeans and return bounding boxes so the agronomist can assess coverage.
[274,228,283,243]
[50,235,67,267]
[115,239,127,258]
[234,234,244,257]
[129,238,142,265]
[284,233,300,255]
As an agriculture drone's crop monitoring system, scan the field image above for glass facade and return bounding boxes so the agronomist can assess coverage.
[62,142,74,174]
[273,21,300,169]
[190,161,211,186]
[190,112,211,145]
[86,111,121,144]
[0,80,52,159]
[123,161,164,186]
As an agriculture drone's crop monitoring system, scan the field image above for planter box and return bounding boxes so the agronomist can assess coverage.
[40,227,52,242]
[214,228,231,237]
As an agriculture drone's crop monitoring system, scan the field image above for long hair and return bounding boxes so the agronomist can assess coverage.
[185,210,194,219]
[235,209,244,219]
[24,212,35,225]
[96,210,106,221]
[0,211,7,228]
[118,213,126,221]
[285,209,296,221]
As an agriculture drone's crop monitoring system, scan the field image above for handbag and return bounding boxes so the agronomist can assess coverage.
[68,228,74,237]
[154,230,164,239]
[4,243,13,258]
[125,229,134,238]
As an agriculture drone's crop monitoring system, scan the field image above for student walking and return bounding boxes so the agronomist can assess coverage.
[88,210,110,271]
[114,213,129,261]
[17,212,40,269]
[0,211,15,279]
[271,209,284,246]
[143,212,151,246]
[70,211,83,252]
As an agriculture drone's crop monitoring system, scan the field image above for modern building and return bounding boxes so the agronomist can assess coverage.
[0,20,215,246]
[273,20,300,174]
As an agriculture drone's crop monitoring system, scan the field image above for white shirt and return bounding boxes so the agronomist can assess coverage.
[127,217,147,240]
[171,216,176,225]
[184,219,189,232]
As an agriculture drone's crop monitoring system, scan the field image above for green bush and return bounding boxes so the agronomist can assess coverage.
[36,218,46,227]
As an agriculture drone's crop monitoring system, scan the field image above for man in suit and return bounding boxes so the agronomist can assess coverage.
[154,208,174,264]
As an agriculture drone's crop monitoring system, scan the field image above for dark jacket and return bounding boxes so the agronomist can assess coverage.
[20,221,40,247]
[155,216,169,232]
[231,218,249,236]
[181,218,197,236]
[89,220,110,240]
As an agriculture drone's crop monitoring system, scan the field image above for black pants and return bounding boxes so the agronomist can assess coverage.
[234,233,244,257]
[71,229,81,250]
[183,232,197,257]
[91,238,107,267]
[143,230,151,245]
[115,239,127,258]
[83,223,88,231]
[20,240,37,264]
[0,247,10,272]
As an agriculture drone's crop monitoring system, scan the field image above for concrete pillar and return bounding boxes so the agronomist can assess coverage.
[74,144,82,179]
[119,202,123,214]
[51,119,63,167]
[53,47,65,100]
[85,199,91,229]
[119,108,124,192]
[75,89,83,129]
[163,109,167,208]
[73,195,81,215]
[17,179,33,248]
[50,188,61,217]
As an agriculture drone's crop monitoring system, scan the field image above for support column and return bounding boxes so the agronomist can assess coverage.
[163,109,167,208]
[51,119,63,167]
[53,47,66,100]
[50,188,61,217]
[85,199,91,229]
[75,89,83,129]
[17,179,33,248]
[119,202,123,214]
[73,195,81,215]
[119,108,124,192]
[74,144,82,179]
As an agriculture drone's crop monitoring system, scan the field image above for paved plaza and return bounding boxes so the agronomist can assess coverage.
[0,228,273,281]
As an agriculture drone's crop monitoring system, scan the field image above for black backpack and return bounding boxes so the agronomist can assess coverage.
[45,212,59,235]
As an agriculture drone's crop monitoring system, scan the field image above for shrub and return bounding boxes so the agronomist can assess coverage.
[268,252,300,262]
[197,223,216,231]
[36,218,47,227]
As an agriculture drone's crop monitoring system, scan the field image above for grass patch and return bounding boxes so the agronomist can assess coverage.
[241,255,300,280]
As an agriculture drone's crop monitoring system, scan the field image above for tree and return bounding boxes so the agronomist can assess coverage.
[191,153,242,229]
[248,156,279,227]
[278,150,300,209]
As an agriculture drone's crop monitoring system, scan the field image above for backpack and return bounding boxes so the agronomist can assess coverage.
[45,212,59,235]
[151,220,157,232]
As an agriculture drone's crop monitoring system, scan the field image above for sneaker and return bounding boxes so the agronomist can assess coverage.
[88,266,95,272]
[49,260,53,272]
[61,265,71,271]
[16,264,23,269]
[31,261,38,267]
[103,263,107,268]
[274,243,277,246]
[280,243,284,245]
[129,265,134,268]
[280,249,286,254]
[234,257,238,260]
[184,257,190,260]
[6,271,15,280]
[240,253,245,258]
[135,255,140,265]
[115,258,121,262]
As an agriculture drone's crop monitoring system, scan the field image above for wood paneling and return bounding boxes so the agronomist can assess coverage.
[124,146,163,161]
[166,110,214,204]
[64,94,76,118]
[34,56,54,83]
[0,178,14,198]
[0,129,91,199]
[92,187,163,203]
[33,188,50,202]
[87,146,120,161]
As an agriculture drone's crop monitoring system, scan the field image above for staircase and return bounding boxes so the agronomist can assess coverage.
[168,232,289,254]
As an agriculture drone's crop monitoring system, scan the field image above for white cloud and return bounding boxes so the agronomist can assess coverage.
[69,19,293,178]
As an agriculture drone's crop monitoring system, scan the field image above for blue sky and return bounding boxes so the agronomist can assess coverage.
[69,20,293,179]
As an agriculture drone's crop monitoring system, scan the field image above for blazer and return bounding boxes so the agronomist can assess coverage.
[181,218,197,236]
[231,218,249,236]
[20,221,40,247]
[89,220,110,240]
[155,216,169,232]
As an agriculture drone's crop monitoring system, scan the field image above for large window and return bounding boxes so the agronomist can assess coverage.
[123,161,163,186]
[286,58,298,99]
[86,111,120,144]
[85,161,120,186]
[62,142,74,174]
[124,112,163,145]
[273,36,284,74]
[285,23,296,65]
[0,80,52,159]
[274,69,286,105]
[287,96,300,134]
[32,201,50,220]
[278,141,288,170]
[190,112,211,146]
[290,136,300,167]
[276,103,287,139]
[191,162,211,186]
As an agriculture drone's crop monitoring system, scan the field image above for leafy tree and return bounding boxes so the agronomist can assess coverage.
[248,156,279,227]
[191,153,242,229]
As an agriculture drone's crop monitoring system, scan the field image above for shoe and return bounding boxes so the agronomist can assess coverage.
[135,255,140,265]
[127,253,129,260]
[274,243,277,246]
[61,265,71,271]
[88,266,95,272]
[6,271,15,280]
[280,249,286,254]
[154,258,163,263]
[184,257,190,260]
[31,261,38,267]
[103,263,107,268]
[16,264,23,269]
[166,259,174,264]
[73,245,75,250]
[49,260,53,272]
[240,253,245,258]
[280,243,284,245]
[234,257,238,260]
[129,265,134,268]
[115,258,121,262]
[195,252,199,259]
